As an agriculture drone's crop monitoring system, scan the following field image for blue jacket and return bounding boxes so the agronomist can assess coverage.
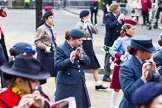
[109,35,131,65]
[104,12,123,46]
[119,56,162,108]
[153,49,162,76]
[54,41,90,85]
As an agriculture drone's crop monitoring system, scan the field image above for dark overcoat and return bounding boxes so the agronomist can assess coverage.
[119,56,162,108]
[153,49,162,76]
[104,12,123,46]
[54,41,91,108]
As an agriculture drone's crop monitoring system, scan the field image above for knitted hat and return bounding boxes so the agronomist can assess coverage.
[69,28,84,39]
[109,3,119,12]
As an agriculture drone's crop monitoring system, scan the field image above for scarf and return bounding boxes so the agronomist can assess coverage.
[81,19,93,38]
[44,22,57,47]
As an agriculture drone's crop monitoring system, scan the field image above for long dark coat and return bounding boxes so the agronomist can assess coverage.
[119,56,162,108]
[54,41,91,108]
[104,12,123,46]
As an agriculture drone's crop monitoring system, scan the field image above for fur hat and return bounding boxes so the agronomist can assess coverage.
[130,36,155,53]
[109,3,119,12]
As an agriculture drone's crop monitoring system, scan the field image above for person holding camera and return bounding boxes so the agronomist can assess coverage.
[119,36,162,108]
[54,28,91,108]
[35,11,57,80]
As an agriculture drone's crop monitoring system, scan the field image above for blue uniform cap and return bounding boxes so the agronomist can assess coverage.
[79,10,89,18]
[43,11,53,20]
[69,28,84,39]
[131,82,162,106]
[130,35,155,53]
[13,42,32,55]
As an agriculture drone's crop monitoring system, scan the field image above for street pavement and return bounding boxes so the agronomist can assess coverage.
[0,8,161,108]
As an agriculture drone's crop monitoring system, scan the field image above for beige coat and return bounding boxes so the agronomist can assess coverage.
[34,24,56,50]
[76,22,98,38]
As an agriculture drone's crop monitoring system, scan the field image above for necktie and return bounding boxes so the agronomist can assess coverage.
[81,20,93,38]
[44,22,57,47]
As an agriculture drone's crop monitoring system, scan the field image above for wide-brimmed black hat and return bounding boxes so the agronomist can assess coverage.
[130,36,155,53]
[1,55,50,84]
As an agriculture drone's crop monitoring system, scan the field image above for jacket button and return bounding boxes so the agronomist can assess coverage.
[78,70,80,72]
[67,73,70,75]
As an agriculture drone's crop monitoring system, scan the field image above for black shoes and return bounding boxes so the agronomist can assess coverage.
[103,76,111,82]
[95,84,108,90]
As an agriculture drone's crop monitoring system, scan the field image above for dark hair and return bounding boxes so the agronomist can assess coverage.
[127,46,137,55]
[65,30,71,40]
[158,40,162,46]
[120,25,132,34]
[9,48,17,57]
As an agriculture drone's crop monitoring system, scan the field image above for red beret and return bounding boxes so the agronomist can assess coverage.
[44,6,54,12]
[123,18,137,26]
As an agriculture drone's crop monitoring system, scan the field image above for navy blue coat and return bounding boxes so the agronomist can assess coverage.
[54,41,91,108]
[104,12,123,46]
[153,49,162,76]
[119,56,162,108]
[54,41,90,84]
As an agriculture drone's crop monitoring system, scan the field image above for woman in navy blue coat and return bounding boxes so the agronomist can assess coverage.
[54,28,91,108]
[119,36,162,108]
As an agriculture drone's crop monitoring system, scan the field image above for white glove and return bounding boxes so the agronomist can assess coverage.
[118,13,125,21]
[120,55,126,62]
[45,46,51,53]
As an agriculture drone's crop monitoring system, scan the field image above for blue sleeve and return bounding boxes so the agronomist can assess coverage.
[54,47,73,71]
[109,37,122,56]
[119,64,145,101]
[105,14,119,30]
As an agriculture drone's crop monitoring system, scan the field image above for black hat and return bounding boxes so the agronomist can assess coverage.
[131,82,162,106]
[69,28,84,39]
[12,42,32,55]
[130,36,155,53]
[43,11,53,20]
[1,55,50,84]
[79,10,90,18]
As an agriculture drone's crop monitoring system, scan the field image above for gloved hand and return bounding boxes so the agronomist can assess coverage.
[45,46,52,53]
[120,55,126,62]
